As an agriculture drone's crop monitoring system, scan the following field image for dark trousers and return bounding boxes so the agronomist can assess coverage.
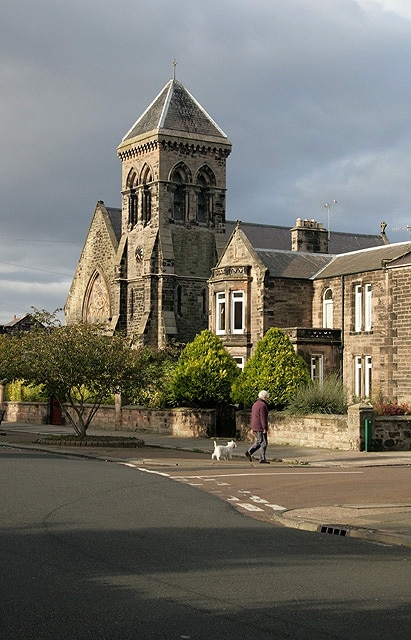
[248,431,267,460]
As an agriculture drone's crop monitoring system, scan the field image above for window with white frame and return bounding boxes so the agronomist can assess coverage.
[354,283,372,332]
[364,355,372,398]
[364,284,372,331]
[231,290,244,333]
[354,356,362,397]
[216,292,226,334]
[233,356,244,369]
[310,355,324,383]
[354,355,372,399]
[322,288,333,328]
[354,284,362,332]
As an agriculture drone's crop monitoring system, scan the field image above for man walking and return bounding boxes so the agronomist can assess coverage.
[246,390,270,464]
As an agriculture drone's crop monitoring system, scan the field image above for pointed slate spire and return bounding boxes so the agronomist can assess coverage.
[122,79,229,142]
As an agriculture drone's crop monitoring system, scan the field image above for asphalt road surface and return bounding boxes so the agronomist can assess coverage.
[1,448,410,639]
[134,457,411,524]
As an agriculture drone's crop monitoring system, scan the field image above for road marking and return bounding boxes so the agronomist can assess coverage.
[229,494,287,511]
[165,470,363,479]
[136,467,170,477]
[236,503,265,512]
[249,495,269,504]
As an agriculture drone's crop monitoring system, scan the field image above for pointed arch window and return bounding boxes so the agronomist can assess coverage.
[141,165,153,225]
[196,166,215,224]
[128,191,138,227]
[126,169,139,227]
[197,175,208,223]
[142,187,152,225]
[173,171,184,221]
[83,271,110,324]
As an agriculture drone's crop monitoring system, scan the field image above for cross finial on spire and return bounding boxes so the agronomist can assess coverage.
[172,59,177,80]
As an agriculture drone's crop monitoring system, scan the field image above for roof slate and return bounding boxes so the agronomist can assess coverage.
[106,207,122,242]
[256,249,332,279]
[102,212,389,263]
[313,242,411,279]
[122,80,229,142]
[225,220,384,254]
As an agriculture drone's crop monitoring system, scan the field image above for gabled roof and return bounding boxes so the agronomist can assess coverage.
[0,314,40,334]
[122,79,230,142]
[225,220,385,254]
[256,249,332,279]
[313,242,411,279]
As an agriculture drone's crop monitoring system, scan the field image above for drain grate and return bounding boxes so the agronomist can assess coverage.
[319,525,348,536]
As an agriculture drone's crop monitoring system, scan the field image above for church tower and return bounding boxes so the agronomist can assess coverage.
[116,76,232,347]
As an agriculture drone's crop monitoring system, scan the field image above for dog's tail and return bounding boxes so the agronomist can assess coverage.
[213,440,217,449]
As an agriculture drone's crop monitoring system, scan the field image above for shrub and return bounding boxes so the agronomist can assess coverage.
[170,330,240,407]
[285,374,348,415]
[5,380,48,402]
[231,327,309,408]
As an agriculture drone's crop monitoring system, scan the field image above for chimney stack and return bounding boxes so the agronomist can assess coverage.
[291,218,329,253]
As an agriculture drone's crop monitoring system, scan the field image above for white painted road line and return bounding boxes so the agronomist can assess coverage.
[236,503,266,512]
[165,470,363,479]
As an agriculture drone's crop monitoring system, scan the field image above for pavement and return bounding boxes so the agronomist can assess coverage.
[1,421,411,549]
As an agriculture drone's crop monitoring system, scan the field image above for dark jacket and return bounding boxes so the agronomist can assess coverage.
[250,398,268,432]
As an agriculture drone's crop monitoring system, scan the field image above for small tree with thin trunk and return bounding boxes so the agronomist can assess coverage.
[0,310,147,436]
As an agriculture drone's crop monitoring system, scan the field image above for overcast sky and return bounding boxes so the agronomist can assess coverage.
[2,0,411,324]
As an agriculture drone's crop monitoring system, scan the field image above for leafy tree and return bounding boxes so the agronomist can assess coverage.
[0,310,148,436]
[231,327,309,409]
[170,330,240,407]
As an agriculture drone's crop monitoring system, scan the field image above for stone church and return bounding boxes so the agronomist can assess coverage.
[68,76,411,406]
[65,77,232,347]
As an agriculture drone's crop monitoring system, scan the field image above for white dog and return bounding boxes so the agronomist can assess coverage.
[211,440,237,461]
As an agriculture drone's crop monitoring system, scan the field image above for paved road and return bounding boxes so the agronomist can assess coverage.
[135,457,409,519]
[1,448,410,639]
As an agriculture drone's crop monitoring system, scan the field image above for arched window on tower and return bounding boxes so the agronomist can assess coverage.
[141,165,153,225]
[197,175,208,223]
[172,171,184,221]
[128,191,138,227]
[126,169,139,228]
[142,187,151,225]
[196,166,215,224]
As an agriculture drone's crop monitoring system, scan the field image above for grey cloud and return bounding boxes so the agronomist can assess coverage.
[1,0,411,322]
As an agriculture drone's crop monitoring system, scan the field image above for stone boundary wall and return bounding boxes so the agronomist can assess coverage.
[2,401,411,450]
[4,402,49,425]
[2,402,215,438]
[373,416,411,451]
[236,410,354,450]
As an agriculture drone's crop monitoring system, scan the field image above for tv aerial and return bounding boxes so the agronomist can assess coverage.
[324,200,338,240]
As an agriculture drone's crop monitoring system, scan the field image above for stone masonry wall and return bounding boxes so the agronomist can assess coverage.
[3,402,411,450]
[391,266,411,402]
[266,277,313,328]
